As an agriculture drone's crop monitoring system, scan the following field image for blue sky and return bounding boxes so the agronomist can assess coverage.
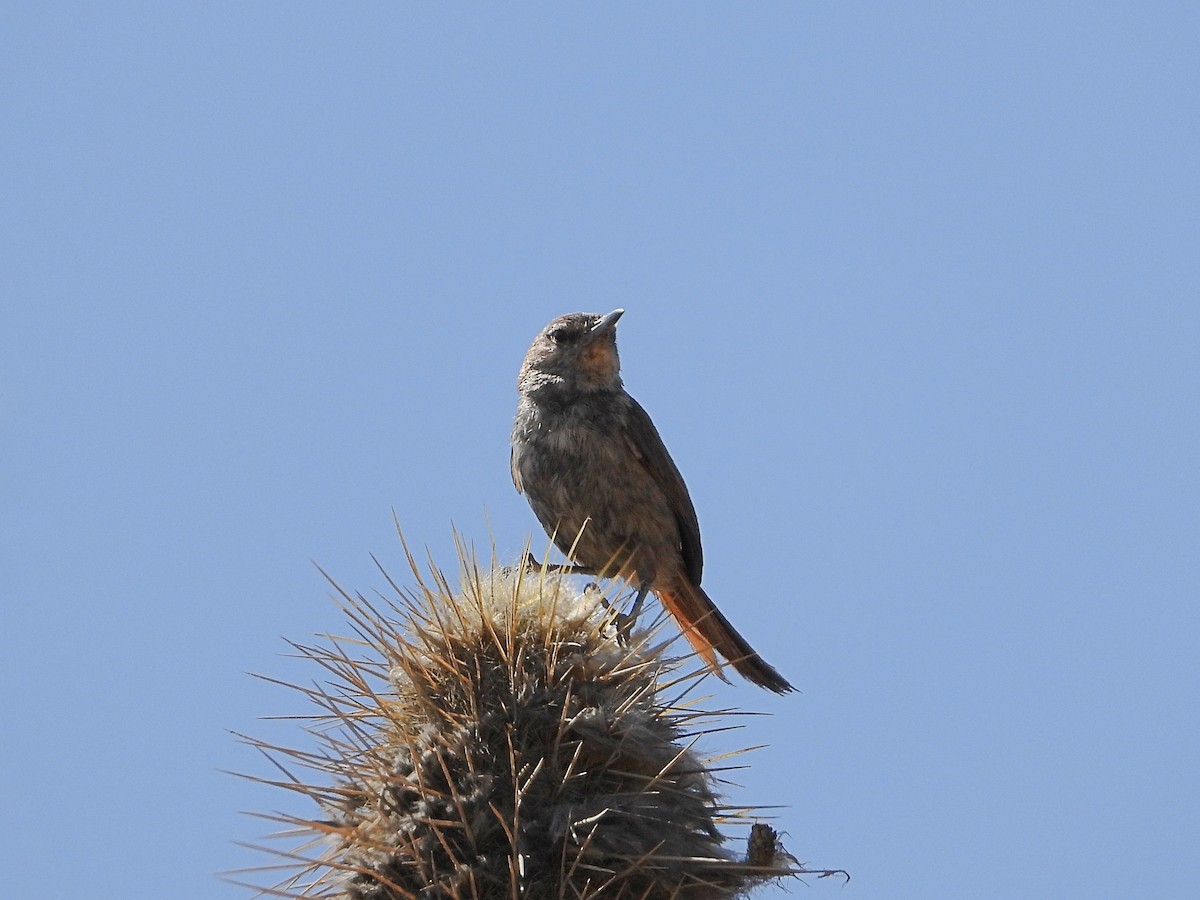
[2,3,1197,898]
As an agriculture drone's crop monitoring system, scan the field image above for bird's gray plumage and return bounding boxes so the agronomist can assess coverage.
[511,310,794,693]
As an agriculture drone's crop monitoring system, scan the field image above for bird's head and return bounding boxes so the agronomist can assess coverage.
[518,309,624,394]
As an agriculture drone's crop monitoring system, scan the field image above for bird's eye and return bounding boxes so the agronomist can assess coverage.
[548,326,573,344]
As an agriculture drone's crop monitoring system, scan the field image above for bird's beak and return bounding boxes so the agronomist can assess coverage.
[589,309,624,340]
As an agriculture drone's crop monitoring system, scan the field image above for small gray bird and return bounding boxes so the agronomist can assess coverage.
[511,310,794,693]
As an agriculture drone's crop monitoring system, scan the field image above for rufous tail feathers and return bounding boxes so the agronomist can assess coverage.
[655,580,795,694]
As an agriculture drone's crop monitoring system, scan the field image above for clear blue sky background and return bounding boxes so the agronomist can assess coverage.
[2,4,1196,898]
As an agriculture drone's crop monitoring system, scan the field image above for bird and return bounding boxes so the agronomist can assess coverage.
[510,309,794,693]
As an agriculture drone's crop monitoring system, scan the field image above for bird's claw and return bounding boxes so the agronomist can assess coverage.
[611,611,638,646]
[594,586,641,646]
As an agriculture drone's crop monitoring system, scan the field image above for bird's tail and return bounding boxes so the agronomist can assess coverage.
[656,580,795,694]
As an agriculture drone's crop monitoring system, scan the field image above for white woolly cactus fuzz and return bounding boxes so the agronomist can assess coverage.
[236,537,845,899]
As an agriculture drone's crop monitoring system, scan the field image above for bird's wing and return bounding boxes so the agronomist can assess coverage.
[622,397,703,582]
[510,443,524,494]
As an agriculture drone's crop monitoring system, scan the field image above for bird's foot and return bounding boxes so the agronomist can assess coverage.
[597,585,648,647]
[611,611,638,646]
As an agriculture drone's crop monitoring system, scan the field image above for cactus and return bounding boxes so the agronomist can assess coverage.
[235,535,844,898]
